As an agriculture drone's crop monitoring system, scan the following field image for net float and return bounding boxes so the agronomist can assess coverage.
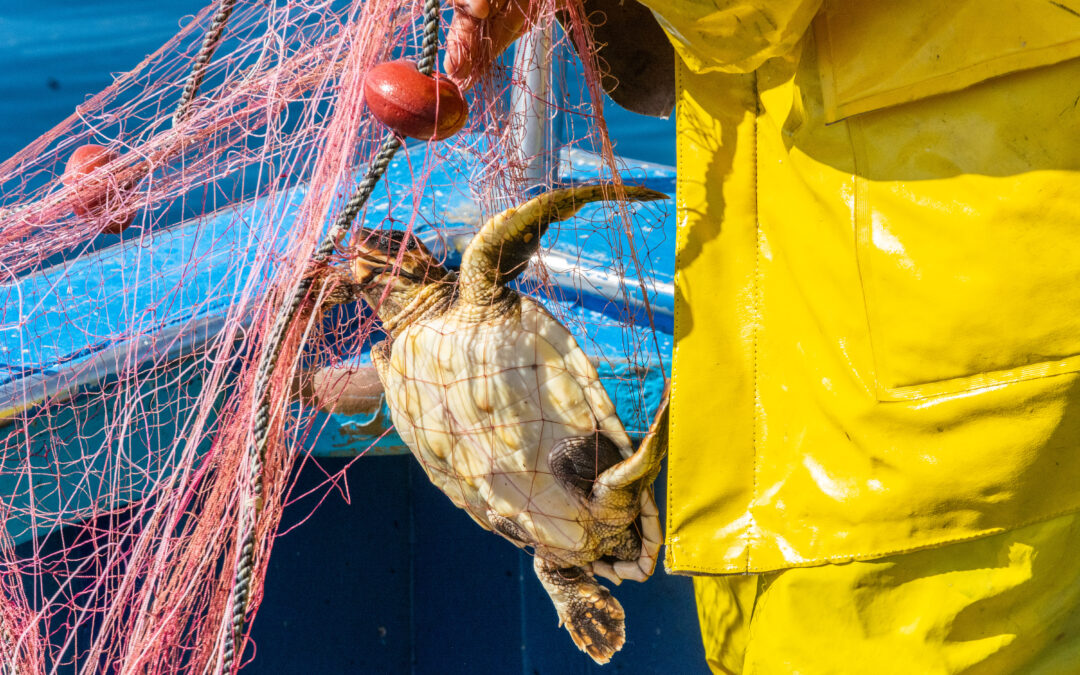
[62,144,135,234]
[363,60,468,141]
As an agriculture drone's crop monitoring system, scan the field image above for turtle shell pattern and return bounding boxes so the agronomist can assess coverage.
[383,294,644,568]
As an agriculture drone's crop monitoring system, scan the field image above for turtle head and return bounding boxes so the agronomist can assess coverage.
[349,228,453,326]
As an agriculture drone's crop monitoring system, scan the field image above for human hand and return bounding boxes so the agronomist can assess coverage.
[444,0,535,90]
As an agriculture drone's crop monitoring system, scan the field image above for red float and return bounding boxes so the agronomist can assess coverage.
[62,144,135,234]
[363,60,468,141]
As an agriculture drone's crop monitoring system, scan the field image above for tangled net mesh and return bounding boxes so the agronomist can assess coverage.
[0,0,671,671]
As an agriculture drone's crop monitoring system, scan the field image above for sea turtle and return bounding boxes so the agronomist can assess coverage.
[325,185,669,663]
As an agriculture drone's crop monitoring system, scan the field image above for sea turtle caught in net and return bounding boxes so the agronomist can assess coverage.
[313,184,670,663]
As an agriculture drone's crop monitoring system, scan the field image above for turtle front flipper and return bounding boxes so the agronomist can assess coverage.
[533,557,626,664]
[458,185,667,305]
[593,386,670,499]
[591,387,670,583]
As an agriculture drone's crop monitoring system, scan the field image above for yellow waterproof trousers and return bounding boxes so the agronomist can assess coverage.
[696,512,1080,674]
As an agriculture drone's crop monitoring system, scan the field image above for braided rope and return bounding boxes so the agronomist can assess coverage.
[0,614,18,675]
[220,0,440,669]
[415,0,440,76]
[174,0,238,126]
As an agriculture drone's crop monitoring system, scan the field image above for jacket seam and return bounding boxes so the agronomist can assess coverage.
[747,71,762,573]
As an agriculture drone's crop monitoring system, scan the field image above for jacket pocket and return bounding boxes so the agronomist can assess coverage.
[847,52,1080,401]
[815,0,1080,122]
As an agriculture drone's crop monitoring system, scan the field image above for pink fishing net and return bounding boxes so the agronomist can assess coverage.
[0,0,670,671]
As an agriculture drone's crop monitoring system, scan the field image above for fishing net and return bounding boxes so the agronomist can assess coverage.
[0,0,672,671]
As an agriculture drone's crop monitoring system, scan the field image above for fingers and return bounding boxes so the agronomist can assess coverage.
[444,0,532,90]
[466,0,493,20]
[444,10,484,88]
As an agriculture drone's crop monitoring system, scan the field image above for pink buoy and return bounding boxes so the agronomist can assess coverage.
[62,144,135,234]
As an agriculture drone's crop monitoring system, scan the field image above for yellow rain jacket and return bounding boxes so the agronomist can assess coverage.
[634,0,1080,575]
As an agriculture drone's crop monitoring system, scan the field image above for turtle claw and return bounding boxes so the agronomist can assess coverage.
[534,558,627,664]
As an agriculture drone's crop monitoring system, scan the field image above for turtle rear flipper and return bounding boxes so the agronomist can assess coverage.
[459,185,667,305]
[533,558,626,664]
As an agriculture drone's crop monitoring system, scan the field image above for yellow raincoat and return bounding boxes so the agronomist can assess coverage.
[632,0,1080,669]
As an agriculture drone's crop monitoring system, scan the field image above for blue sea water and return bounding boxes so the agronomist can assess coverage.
[0,0,676,164]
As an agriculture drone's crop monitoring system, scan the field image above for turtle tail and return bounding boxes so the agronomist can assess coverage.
[533,557,627,664]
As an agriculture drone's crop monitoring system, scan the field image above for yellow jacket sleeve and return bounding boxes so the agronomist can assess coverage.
[635,0,821,73]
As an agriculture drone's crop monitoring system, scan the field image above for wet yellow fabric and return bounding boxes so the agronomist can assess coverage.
[634,0,1080,574]
[816,0,1080,121]
[641,0,820,75]
[696,512,1080,674]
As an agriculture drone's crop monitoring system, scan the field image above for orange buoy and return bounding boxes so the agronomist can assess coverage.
[62,144,135,234]
[363,60,468,141]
